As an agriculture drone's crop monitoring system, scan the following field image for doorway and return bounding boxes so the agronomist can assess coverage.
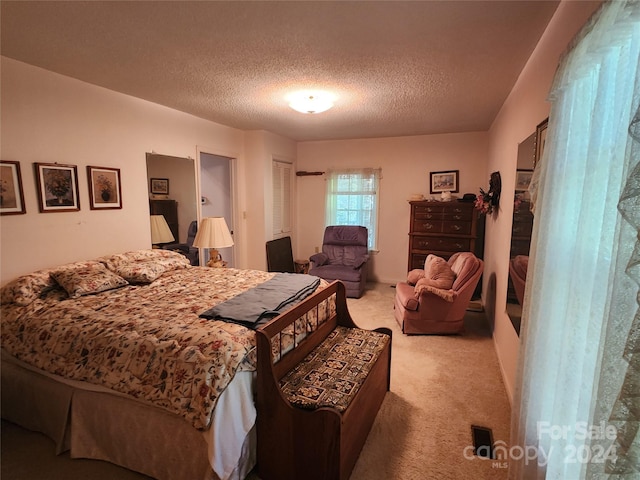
[199,152,235,267]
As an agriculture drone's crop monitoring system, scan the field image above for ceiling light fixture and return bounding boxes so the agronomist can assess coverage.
[288,90,335,114]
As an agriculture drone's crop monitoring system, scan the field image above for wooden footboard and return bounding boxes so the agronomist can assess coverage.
[255,280,392,480]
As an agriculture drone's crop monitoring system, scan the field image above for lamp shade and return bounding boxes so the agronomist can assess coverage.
[150,215,175,244]
[193,217,234,249]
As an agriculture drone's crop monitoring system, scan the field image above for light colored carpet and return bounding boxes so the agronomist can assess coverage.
[345,283,511,480]
[1,282,511,480]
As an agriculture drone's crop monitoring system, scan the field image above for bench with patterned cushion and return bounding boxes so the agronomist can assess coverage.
[280,326,390,412]
[256,281,392,480]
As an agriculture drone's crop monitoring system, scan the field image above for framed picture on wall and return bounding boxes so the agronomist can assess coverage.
[430,170,459,194]
[515,169,534,192]
[150,177,169,195]
[87,165,122,210]
[34,162,80,213]
[0,160,26,215]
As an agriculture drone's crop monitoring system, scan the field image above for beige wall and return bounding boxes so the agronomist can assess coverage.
[295,132,488,284]
[244,130,297,271]
[485,0,601,403]
[0,58,295,283]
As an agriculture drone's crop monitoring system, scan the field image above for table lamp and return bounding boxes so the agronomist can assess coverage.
[193,217,234,267]
[150,215,175,247]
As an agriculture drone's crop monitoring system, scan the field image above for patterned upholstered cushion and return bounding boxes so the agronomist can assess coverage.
[98,249,189,272]
[1,260,107,305]
[279,326,389,412]
[113,257,190,284]
[51,263,129,298]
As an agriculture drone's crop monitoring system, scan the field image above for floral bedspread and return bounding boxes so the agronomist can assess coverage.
[1,267,312,430]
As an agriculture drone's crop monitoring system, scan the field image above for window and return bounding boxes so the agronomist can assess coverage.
[272,159,292,237]
[325,168,381,250]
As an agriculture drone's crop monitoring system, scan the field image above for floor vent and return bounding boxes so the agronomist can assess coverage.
[471,425,494,459]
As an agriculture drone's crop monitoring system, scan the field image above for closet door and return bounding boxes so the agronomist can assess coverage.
[272,159,292,238]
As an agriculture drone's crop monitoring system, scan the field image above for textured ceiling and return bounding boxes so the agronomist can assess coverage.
[1,1,560,142]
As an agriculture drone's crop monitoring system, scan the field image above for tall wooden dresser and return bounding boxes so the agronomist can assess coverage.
[407,200,485,271]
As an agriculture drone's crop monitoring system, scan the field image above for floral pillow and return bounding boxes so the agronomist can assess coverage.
[51,263,129,299]
[114,256,190,284]
[0,260,109,306]
[1,269,58,306]
[99,249,188,272]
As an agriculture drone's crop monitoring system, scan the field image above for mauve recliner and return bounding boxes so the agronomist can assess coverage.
[394,252,483,334]
[309,226,369,298]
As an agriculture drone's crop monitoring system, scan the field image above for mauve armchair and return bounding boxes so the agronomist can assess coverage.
[309,226,369,298]
[394,252,484,334]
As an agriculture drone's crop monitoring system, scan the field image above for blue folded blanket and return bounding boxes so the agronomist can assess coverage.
[199,273,321,328]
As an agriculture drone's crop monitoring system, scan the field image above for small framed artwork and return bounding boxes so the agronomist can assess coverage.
[150,178,169,195]
[0,160,26,215]
[87,166,122,210]
[430,170,459,194]
[35,162,80,213]
[515,169,534,192]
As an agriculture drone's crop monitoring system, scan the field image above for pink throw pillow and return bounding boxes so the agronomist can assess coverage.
[406,269,425,285]
[414,255,456,298]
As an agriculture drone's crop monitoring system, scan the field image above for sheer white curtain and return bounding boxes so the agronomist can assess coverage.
[325,168,381,250]
[510,1,640,478]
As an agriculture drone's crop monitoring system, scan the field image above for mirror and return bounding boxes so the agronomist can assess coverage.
[146,153,198,259]
[507,132,535,335]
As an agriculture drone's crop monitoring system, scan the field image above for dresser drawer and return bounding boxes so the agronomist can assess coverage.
[442,221,471,235]
[412,220,443,233]
[410,251,457,269]
[512,220,533,236]
[414,205,445,215]
[410,254,428,270]
[441,204,470,215]
[511,238,532,256]
[513,207,533,221]
[442,211,468,221]
[414,211,443,221]
[411,236,471,252]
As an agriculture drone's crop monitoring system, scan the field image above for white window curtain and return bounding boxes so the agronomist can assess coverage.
[325,168,381,250]
[510,1,640,479]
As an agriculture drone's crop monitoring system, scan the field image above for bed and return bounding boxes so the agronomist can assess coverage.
[0,249,334,480]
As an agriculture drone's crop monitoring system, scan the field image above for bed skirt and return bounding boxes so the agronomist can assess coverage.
[1,351,256,480]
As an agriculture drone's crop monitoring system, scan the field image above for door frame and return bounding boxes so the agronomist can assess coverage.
[196,146,238,267]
